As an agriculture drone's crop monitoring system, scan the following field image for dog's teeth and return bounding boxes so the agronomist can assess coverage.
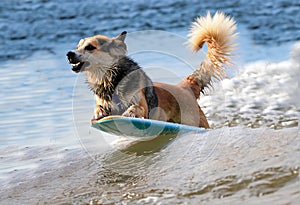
[72,62,80,66]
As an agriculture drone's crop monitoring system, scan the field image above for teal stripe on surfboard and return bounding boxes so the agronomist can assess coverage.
[92,115,206,138]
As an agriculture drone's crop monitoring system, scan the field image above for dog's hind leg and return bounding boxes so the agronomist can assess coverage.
[122,105,146,118]
[122,93,149,118]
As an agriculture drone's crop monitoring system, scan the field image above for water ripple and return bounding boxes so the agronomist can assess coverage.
[0,0,299,60]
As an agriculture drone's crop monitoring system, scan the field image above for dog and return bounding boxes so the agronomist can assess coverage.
[67,12,237,128]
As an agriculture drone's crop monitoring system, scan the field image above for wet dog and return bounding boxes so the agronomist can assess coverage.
[67,12,238,128]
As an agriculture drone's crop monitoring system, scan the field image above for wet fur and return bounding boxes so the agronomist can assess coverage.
[67,12,238,128]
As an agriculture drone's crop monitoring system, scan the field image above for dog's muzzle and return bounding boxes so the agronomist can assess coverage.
[66,51,85,73]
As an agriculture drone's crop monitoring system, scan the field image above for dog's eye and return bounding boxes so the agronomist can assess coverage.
[85,45,96,51]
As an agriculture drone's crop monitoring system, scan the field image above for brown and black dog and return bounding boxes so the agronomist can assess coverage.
[67,12,238,128]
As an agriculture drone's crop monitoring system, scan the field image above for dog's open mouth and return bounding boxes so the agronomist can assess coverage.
[67,51,89,73]
[70,61,84,73]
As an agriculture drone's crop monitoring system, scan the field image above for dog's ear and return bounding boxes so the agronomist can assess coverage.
[114,31,127,42]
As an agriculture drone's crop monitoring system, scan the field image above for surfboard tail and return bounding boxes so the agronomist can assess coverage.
[183,12,238,96]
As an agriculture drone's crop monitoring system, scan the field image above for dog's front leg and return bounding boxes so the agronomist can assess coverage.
[122,93,149,118]
[122,105,146,118]
[93,94,109,120]
[93,104,108,120]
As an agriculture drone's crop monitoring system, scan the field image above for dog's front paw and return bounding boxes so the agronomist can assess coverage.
[92,105,108,121]
[122,105,145,118]
[122,107,136,117]
[92,112,106,120]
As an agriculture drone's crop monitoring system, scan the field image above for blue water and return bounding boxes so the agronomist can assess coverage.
[0,1,299,204]
[0,0,299,60]
[1,0,299,147]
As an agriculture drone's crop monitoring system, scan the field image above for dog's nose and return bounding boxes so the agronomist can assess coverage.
[66,51,75,59]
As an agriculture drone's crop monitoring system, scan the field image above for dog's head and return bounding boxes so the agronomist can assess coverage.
[66,31,127,73]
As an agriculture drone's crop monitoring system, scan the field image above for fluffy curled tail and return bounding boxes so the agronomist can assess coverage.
[185,12,238,95]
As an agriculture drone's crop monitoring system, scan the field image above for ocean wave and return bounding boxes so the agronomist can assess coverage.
[0,0,299,61]
[201,42,300,129]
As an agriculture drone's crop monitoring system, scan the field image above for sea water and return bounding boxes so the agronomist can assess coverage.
[0,0,299,204]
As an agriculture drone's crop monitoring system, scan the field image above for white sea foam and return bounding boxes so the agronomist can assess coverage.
[200,42,300,129]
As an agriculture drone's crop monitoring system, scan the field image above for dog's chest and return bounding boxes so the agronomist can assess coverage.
[91,80,136,115]
[86,57,151,115]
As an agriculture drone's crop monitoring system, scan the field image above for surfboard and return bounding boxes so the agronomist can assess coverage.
[91,115,206,139]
